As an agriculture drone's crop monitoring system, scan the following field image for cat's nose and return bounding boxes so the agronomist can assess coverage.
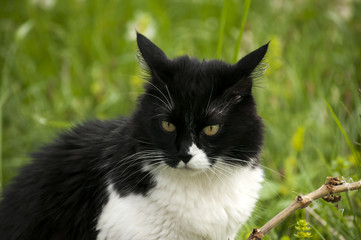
[178,153,192,164]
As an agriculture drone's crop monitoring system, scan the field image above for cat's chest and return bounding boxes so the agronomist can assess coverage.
[96,166,264,240]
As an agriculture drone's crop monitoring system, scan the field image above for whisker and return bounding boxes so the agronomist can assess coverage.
[131,138,153,146]
[229,149,261,153]
[205,84,214,115]
[212,163,238,179]
[165,84,174,109]
[145,81,173,111]
[258,164,287,179]
[144,93,172,112]
[208,165,228,186]
[148,81,171,107]
[212,155,287,179]
[202,168,213,185]
[124,160,163,181]
[150,113,170,119]
[111,155,166,188]
[151,103,171,113]
[111,150,165,175]
[215,156,251,165]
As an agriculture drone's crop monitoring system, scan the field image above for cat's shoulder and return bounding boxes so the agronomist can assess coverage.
[0,118,127,239]
[37,117,128,150]
[28,117,129,171]
[64,117,128,140]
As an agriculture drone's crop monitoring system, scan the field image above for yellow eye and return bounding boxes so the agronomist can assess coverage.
[161,121,176,132]
[203,124,220,136]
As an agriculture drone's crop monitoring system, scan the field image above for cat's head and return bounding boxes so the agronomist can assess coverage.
[133,32,267,173]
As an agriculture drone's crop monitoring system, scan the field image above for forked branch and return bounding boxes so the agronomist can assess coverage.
[247,177,361,240]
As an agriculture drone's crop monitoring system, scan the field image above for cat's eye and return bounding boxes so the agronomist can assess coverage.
[203,124,220,136]
[161,121,176,132]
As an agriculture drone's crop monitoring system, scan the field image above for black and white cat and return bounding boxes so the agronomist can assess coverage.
[0,33,268,240]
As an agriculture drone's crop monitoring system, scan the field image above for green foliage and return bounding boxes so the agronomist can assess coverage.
[294,219,312,239]
[1,0,360,239]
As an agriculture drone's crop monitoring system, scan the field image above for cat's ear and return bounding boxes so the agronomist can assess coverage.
[136,32,172,82]
[234,42,269,78]
[225,42,269,99]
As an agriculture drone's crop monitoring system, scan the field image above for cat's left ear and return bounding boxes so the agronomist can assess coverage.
[136,32,172,82]
[234,42,269,77]
[228,42,269,96]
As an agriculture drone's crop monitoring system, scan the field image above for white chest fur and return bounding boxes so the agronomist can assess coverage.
[96,165,264,240]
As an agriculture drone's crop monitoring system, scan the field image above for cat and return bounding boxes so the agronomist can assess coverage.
[0,32,268,240]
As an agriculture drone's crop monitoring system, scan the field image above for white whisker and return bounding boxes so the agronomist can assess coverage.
[144,93,173,112]
[145,80,173,112]
[165,84,174,109]
[205,84,214,115]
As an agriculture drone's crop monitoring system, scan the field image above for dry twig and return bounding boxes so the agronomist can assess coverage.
[247,177,361,240]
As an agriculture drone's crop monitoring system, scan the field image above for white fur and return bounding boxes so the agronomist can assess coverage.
[96,160,264,240]
[185,143,210,170]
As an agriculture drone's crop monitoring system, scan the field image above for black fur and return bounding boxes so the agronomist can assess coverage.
[0,33,268,239]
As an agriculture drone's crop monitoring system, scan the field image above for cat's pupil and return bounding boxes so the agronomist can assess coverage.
[161,120,176,132]
[203,124,220,136]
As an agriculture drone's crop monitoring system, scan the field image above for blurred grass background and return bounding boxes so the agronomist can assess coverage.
[1,0,360,239]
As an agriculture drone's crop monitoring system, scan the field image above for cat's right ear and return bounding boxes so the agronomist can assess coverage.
[136,32,172,82]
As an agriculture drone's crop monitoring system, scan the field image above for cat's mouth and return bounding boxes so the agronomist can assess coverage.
[175,144,211,171]
[173,144,211,171]
[142,144,212,172]
[175,160,207,171]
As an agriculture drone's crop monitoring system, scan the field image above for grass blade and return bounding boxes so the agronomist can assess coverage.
[233,0,252,62]
[217,0,231,59]
[325,99,360,171]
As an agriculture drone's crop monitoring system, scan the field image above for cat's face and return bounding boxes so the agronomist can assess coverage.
[133,33,267,172]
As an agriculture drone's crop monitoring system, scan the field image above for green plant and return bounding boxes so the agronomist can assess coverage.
[294,219,312,239]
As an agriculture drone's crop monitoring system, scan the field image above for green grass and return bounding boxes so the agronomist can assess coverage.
[1,0,360,239]
[233,0,252,62]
